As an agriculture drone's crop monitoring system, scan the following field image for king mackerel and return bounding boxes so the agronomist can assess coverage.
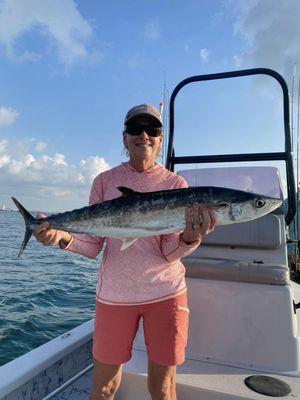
[12,185,281,257]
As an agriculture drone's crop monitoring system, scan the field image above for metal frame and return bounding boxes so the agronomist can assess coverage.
[166,68,296,226]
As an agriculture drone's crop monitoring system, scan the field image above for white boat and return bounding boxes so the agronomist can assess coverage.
[1,68,300,399]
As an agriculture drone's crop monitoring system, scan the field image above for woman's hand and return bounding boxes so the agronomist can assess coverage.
[180,203,216,245]
[33,214,72,248]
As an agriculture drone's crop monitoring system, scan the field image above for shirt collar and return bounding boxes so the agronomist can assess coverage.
[122,161,162,174]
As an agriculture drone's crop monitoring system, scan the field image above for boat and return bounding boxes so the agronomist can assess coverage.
[1,68,300,399]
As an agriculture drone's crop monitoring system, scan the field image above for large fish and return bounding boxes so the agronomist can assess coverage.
[12,186,282,257]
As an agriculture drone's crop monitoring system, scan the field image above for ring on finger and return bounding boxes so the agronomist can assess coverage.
[192,223,201,229]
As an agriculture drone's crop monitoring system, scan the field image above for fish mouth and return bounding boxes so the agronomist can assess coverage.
[269,198,282,211]
[265,196,282,206]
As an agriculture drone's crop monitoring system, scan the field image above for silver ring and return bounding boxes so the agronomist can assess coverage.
[192,223,201,229]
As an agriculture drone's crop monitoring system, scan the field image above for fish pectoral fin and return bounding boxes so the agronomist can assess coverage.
[117,186,142,196]
[120,238,137,250]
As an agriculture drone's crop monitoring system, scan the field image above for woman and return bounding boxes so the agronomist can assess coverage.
[34,104,216,400]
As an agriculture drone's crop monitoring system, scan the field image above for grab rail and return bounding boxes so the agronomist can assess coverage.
[166,68,296,226]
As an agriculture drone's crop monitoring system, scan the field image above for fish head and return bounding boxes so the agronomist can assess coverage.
[229,194,282,223]
[192,187,282,225]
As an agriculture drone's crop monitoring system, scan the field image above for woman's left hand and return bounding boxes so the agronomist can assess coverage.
[180,203,217,245]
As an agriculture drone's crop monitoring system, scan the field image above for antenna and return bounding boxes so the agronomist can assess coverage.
[164,87,170,166]
[290,63,300,275]
[161,72,169,165]
[291,64,297,149]
[296,76,300,269]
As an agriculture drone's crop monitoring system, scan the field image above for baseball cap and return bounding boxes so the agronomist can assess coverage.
[124,104,162,127]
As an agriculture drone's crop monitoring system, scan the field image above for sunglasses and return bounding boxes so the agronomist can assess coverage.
[124,125,162,137]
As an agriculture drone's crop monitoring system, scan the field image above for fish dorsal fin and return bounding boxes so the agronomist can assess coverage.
[117,186,141,197]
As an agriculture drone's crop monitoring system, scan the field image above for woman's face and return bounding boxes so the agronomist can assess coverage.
[123,116,163,162]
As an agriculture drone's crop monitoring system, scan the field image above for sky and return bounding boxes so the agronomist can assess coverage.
[0,0,300,212]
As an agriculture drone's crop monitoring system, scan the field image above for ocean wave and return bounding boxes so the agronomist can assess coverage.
[0,211,99,366]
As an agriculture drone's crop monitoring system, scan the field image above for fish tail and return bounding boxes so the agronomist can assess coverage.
[12,197,36,258]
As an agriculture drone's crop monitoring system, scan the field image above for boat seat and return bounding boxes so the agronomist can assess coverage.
[200,214,282,250]
[183,257,289,285]
[183,214,287,285]
[177,166,288,285]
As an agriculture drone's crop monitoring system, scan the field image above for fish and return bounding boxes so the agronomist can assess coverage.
[12,186,282,257]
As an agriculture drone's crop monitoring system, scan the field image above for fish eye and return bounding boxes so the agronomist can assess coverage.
[255,199,265,208]
[218,202,229,208]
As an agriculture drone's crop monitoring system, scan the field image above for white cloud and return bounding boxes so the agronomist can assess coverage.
[34,141,47,152]
[0,154,10,167]
[200,48,211,63]
[53,153,67,166]
[233,54,243,68]
[0,138,110,211]
[0,139,8,152]
[144,20,160,40]
[20,51,42,62]
[0,0,97,66]
[230,0,300,82]
[0,107,19,126]
[52,189,73,198]
[211,11,225,26]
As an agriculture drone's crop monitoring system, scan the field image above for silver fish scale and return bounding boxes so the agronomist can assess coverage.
[12,186,282,256]
[35,186,282,238]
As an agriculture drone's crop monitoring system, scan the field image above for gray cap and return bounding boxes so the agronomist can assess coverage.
[124,104,162,126]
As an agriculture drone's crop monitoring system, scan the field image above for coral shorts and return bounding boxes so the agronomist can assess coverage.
[92,292,189,366]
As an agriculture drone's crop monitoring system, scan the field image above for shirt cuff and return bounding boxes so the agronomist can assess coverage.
[179,235,201,248]
[59,235,74,250]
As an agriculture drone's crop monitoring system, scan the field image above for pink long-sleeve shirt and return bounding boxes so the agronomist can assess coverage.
[64,162,200,305]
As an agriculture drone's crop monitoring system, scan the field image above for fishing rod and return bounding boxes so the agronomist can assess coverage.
[296,77,300,273]
[161,71,169,165]
[291,65,297,267]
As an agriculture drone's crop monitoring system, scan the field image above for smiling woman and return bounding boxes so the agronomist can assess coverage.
[32,103,216,400]
[123,104,163,170]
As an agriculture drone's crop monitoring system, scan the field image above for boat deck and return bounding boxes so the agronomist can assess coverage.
[49,347,300,400]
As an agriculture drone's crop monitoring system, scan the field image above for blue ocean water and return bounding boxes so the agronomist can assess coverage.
[0,210,99,367]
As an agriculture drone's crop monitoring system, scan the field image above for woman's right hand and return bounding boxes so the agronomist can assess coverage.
[33,214,72,248]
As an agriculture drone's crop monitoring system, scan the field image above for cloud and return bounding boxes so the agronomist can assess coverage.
[200,48,211,63]
[0,139,8,152]
[233,54,243,68]
[230,0,300,82]
[0,0,98,66]
[19,51,42,62]
[34,141,47,152]
[0,138,110,211]
[0,106,19,126]
[211,11,225,26]
[144,20,160,40]
[0,154,10,168]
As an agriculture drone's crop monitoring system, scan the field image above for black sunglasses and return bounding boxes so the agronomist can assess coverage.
[124,125,162,137]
